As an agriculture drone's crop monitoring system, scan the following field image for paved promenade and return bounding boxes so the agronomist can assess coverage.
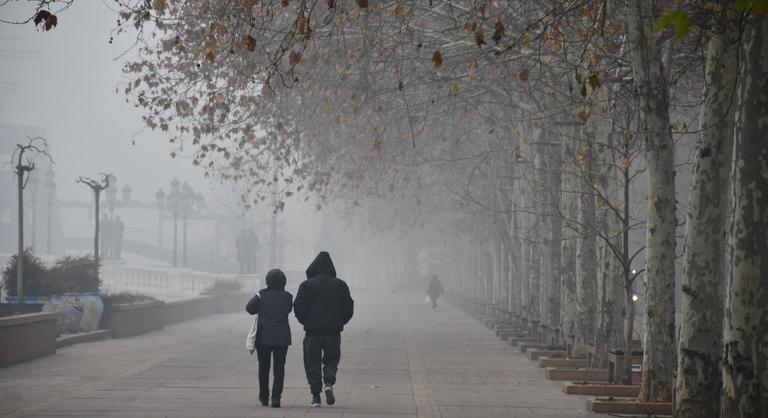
[0,293,605,418]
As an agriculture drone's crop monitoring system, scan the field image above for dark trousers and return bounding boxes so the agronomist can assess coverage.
[256,344,288,401]
[429,294,439,310]
[303,335,341,395]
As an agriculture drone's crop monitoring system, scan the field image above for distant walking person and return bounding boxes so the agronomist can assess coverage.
[294,252,354,407]
[235,231,246,274]
[246,269,293,408]
[427,274,444,311]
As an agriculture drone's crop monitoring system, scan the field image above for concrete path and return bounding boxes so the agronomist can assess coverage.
[0,293,605,418]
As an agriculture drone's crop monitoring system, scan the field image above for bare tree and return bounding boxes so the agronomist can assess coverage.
[10,137,52,303]
[77,174,111,274]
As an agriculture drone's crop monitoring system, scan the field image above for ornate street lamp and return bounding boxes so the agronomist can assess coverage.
[181,181,195,268]
[155,188,166,248]
[44,168,56,254]
[167,178,182,267]
[121,183,132,206]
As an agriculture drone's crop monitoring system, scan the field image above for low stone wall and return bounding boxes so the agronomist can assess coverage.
[211,293,251,314]
[0,312,58,367]
[111,301,165,338]
[164,296,215,326]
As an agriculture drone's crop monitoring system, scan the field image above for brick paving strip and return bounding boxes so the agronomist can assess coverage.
[405,340,441,418]
[0,293,606,418]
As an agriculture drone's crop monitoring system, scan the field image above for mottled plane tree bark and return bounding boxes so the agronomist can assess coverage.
[590,86,626,369]
[626,0,678,402]
[574,132,597,356]
[722,12,768,418]
[559,128,579,345]
[674,13,738,418]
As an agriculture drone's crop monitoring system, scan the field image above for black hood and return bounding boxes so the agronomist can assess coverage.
[306,251,336,279]
[265,269,286,289]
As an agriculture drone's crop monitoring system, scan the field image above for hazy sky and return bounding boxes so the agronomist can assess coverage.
[0,2,205,203]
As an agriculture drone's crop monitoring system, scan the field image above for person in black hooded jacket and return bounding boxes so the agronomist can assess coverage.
[245,269,292,408]
[293,251,354,407]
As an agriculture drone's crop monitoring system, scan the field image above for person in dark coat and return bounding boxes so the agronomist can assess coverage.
[427,274,444,311]
[245,269,293,408]
[293,251,354,407]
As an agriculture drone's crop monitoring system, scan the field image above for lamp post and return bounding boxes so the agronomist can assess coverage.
[44,168,56,254]
[167,178,182,267]
[155,188,166,249]
[181,181,196,268]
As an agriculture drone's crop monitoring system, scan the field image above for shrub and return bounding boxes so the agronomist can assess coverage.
[49,255,100,295]
[204,279,243,294]
[2,249,48,297]
[103,292,158,305]
[1,251,100,298]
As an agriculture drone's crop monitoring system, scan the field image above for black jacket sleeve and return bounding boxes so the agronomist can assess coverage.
[245,293,260,315]
[342,282,354,325]
[293,282,307,324]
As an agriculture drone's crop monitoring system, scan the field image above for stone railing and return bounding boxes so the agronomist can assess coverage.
[101,264,260,300]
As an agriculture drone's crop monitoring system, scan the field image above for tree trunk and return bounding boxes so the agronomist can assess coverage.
[537,137,562,346]
[518,139,535,325]
[535,135,552,339]
[560,137,578,345]
[591,86,626,369]
[16,169,24,303]
[674,27,737,418]
[626,0,677,402]
[510,161,523,319]
[94,190,100,274]
[575,136,597,356]
[722,14,768,418]
[527,135,541,329]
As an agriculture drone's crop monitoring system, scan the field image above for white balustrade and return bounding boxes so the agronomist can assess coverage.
[101,264,260,300]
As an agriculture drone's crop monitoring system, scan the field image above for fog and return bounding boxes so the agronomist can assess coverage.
[0,3,331,280]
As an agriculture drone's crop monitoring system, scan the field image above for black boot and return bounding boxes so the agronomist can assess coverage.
[271,397,281,408]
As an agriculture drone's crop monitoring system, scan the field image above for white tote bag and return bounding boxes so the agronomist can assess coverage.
[246,318,257,354]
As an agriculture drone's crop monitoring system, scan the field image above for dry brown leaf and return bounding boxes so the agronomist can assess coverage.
[587,74,601,91]
[577,109,591,122]
[243,35,256,52]
[297,15,309,35]
[432,50,443,68]
[474,28,486,47]
[288,50,301,65]
[517,68,529,81]
[493,21,504,43]
[394,3,407,17]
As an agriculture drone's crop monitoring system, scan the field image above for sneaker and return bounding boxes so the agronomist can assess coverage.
[310,394,321,407]
[324,385,335,406]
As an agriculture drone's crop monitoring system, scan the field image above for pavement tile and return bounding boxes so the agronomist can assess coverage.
[0,292,607,418]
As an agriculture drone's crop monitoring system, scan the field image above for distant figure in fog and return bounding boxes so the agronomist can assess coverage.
[247,228,259,273]
[246,269,293,408]
[427,274,444,311]
[294,251,354,407]
[114,216,124,259]
[235,231,246,274]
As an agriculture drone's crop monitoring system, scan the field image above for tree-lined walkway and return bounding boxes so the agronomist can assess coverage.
[0,293,604,417]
